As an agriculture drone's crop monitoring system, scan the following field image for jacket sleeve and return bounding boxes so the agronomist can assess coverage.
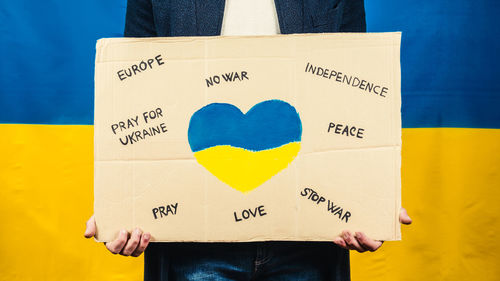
[124,0,157,37]
[339,0,366,32]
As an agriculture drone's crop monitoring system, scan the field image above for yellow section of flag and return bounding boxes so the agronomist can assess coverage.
[0,125,499,280]
[352,128,500,281]
[0,124,142,281]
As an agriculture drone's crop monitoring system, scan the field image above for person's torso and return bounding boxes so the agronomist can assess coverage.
[149,0,348,36]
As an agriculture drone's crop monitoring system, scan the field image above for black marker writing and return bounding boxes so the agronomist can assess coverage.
[305,62,388,97]
[234,205,267,222]
[152,203,178,219]
[300,187,351,223]
[327,122,365,139]
[206,71,249,88]
[117,54,165,81]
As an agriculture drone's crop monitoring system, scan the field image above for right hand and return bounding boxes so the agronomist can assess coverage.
[84,215,151,257]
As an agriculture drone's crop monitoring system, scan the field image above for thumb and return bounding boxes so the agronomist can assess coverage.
[84,215,97,238]
[399,207,412,225]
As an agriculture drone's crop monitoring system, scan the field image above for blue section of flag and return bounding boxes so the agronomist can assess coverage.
[0,1,499,128]
[366,1,500,128]
[0,0,126,125]
[188,100,302,152]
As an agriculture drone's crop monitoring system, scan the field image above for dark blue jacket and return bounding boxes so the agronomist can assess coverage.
[124,2,365,280]
[124,0,366,37]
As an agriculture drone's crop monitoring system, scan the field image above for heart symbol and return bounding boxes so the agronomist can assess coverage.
[188,100,302,193]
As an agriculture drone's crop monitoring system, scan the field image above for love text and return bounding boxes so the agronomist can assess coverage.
[234,205,267,222]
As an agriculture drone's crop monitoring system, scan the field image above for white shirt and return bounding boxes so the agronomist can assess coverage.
[220,0,281,36]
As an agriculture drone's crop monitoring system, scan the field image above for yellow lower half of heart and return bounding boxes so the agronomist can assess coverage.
[194,142,301,193]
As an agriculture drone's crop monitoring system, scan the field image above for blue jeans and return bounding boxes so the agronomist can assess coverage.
[144,242,350,281]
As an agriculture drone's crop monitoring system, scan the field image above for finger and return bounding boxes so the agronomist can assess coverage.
[131,233,151,257]
[354,232,383,252]
[106,230,128,254]
[121,228,142,256]
[84,215,96,238]
[399,207,413,225]
[333,237,348,250]
[342,231,367,253]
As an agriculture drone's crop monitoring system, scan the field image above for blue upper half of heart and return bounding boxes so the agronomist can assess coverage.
[188,100,302,152]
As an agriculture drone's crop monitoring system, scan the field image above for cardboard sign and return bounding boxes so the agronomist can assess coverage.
[94,33,402,242]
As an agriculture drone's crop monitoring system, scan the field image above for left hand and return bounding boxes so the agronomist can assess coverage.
[333,207,412,253]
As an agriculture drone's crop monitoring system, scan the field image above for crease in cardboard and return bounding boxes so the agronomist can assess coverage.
[203,38,209,242]
[292,36,300,238]
[94,144,400,162]
[97,32,401,46]
[95,33,402,63]
[97,57,294,64]
[392,34,402,240]
[132,162,136,234]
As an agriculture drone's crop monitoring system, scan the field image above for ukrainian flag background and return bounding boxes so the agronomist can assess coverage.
[1,1,499,280]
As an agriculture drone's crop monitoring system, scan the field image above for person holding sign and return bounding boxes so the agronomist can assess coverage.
[85,0,412,280]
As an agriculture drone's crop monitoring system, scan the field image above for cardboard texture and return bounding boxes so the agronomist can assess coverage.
[94,33,402,242]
